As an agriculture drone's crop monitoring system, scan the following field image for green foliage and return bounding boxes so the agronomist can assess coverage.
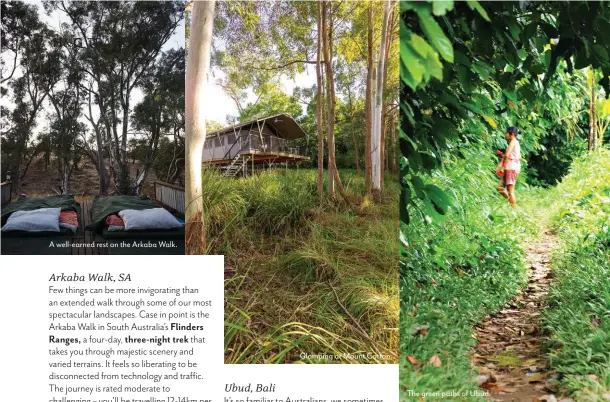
[202,169,396,241]
[152,137,184,185]
[400,2,610,398]
[543,149,610,399]
[213,1,398,171]
[238,84,304,122]
[400,1,610,224]
[241,170,317,234]
[400,152,535,400]
[200,169,248,238]
[220,169,400,363]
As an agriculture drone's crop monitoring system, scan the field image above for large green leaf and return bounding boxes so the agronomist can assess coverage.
[409,33,444,81]
[401,41,425,85]
[424,184,453,215]
[417,11,454,63]
[466,0,490,22]
[410,176,426,200]
[597,18,610,39]
[432,0,454,17]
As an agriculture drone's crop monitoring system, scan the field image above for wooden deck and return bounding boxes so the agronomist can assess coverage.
[72,198,108,255]
[206,151,309,166]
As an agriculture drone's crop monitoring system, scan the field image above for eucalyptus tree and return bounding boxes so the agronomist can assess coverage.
[131,48,185,194]
[1,1,41,85]
[237,83,303,122]
[336,62,366,175]
[45,37,85,195]
[1,6,57,194]
[212,1,395,201]
[315,2,325,203]
[371,0,394,194]
[186,0,216,255]
[320,1,350,203]
[214,1,328,201]
[45,0,184,195]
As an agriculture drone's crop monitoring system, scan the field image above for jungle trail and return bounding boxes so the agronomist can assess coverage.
[400,1,610,401]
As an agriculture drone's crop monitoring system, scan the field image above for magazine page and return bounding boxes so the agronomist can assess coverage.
[4,1,610,402]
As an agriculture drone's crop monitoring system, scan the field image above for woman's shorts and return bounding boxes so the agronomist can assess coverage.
[502,170,519,186]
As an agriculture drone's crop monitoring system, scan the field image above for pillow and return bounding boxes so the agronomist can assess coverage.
[59,211,79,233]
[1,207,61,232]
[105,214,125,231]
[118,208,183,231]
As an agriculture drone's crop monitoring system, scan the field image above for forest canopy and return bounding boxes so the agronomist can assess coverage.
[1,1,185,196]
[400,0,610,225]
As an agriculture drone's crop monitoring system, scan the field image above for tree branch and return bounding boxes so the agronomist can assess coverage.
[249,59,317,71]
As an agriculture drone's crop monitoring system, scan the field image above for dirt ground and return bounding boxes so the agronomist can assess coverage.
[18,156,157,197]
[472,228,569,402]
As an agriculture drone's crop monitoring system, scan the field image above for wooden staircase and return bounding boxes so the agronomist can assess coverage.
[222,153,251,177]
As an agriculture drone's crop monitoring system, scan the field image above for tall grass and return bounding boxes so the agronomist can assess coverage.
[209,168,400,364]
[542,149,610,399]
[241,170,317,234]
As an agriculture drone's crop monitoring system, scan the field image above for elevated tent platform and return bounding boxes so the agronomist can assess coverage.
[203,114,310,176]
[205,150,309,166]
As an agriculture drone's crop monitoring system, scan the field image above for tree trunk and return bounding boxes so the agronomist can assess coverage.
[322,2,334,199]
[316,2,324,205]
[379,4,394,188]
[9,94,46,195]
[371,63,379,192]
[321,1,349,204]
[380,103,387,187]
[346,86,360,176]
[62,167,70,195]
[390,109,397,174]
[372,0,392,194]
[88,93,110,195]
[588,67,598,152]
[185,0,216,255]
[364,2,374,196]
[351,127,360,175]
[383,113,389,173]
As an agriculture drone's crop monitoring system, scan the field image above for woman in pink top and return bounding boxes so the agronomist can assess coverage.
[496,127,521,206]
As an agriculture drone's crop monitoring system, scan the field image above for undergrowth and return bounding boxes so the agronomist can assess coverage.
[400,151,537,401]
[543,149,610,400]
[208,169,400,364]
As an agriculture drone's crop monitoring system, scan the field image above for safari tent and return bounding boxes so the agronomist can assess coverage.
[202,113,310,177]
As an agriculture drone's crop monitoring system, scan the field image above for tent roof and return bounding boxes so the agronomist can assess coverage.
[207,114,307,140]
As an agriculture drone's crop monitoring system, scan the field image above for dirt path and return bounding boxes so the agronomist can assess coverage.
[472,228,566,402]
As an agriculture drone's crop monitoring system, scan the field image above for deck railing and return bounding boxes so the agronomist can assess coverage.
[203,133,305,162]
[154,181,185,216]
[1,181,11,207]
